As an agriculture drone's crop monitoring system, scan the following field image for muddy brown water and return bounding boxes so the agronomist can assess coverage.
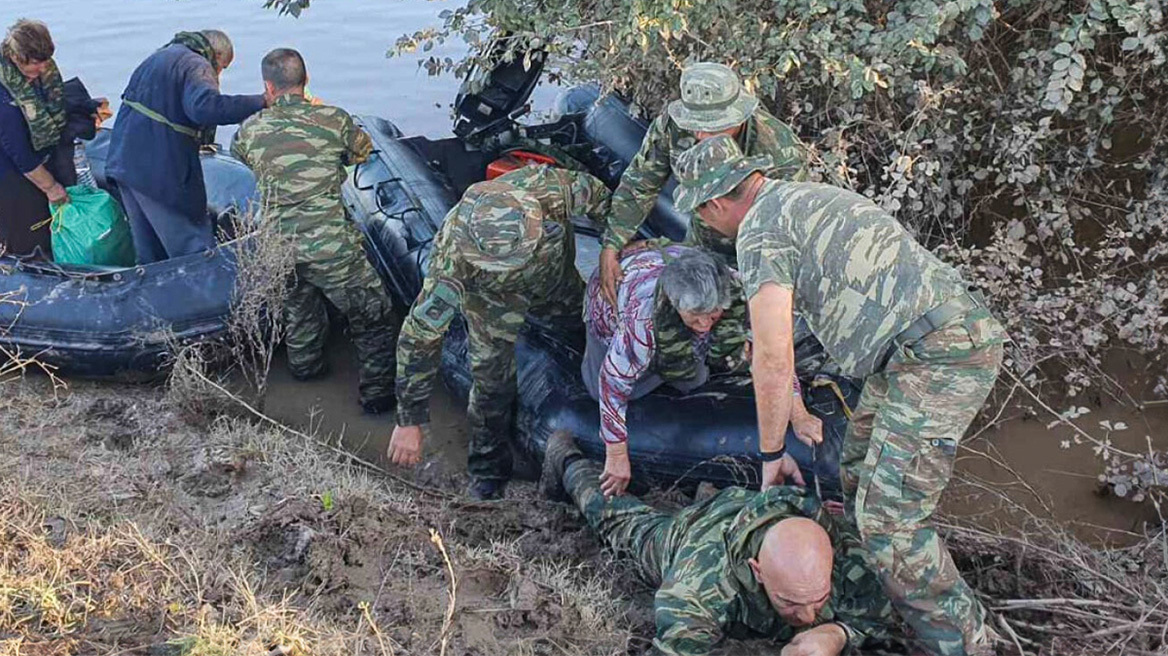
[262,336,1167,545]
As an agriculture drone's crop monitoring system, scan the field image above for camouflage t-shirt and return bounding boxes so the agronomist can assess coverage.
[736,181,967,378]
[231,93,372,263]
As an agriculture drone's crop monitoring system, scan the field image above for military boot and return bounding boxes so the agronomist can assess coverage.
[539,430,583,502]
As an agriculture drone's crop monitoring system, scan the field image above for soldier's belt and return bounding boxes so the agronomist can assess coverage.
[876,289,986,371]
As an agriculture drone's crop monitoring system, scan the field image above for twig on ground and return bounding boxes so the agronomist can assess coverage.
[430,528,458,656]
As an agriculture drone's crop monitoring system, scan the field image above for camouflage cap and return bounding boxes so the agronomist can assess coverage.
[455,180,545,273]
[667,62,760,133]
[672,134,773,213]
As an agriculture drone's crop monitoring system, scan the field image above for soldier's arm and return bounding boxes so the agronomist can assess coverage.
[394,274,462,427]
[826,528,896,651]
[228,125,250,167]
[603,113,675,251]
[341,112,374,166]
[560,168,613,226]
[652,551,731,656]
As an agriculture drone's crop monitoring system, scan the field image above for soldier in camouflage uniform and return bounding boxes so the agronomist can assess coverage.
[231,48,399,413]
[597,62,810,306]
[388,164,610,500]
[672,135,1007,656]
[541,431,894,656]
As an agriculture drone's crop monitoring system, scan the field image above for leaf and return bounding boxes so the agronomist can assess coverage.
[1054,42,1074,55]
[321,490,334,511]
[1121,36,1141,51]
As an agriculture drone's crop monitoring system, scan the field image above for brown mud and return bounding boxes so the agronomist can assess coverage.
[262,335,1168,544]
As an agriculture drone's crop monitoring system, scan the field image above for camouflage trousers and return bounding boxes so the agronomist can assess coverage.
[564,457,675,585]
[840,308,1004,656]
[464,271,584,481]
[285,254,399,405]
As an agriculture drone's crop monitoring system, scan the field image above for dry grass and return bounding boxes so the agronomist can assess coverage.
[0,376,639,656]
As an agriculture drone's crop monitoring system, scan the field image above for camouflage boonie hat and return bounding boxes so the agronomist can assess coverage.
[456,180,545,273]
[667,62,760,133]
[673,134,772,213]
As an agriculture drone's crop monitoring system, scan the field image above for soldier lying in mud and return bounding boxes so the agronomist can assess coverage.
[541,431,894,656]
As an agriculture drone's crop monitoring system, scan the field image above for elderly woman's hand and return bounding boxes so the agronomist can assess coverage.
[46,182,69,206]
[600,441,632,498]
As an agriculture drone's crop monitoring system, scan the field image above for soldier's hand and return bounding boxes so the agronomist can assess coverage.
[780,623,848,656]
[599,246,624,307]
[762,453,806,490]
[791,410,823,447]
[388,424,425,466]
[600,442,632,498]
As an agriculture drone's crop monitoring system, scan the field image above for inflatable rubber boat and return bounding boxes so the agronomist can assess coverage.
[0,131,257,379]
[0,51,859,490]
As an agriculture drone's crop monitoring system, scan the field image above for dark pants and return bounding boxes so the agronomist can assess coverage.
[0,169,52,259]
[119,184,214,264]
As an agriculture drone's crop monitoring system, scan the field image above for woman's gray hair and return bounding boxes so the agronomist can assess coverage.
[200,29,234,69]
[659,248,733,314]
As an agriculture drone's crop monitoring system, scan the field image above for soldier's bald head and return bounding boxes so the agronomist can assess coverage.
[748,517,834,626]
[262,47,308,92]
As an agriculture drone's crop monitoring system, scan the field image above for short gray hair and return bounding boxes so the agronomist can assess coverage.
[200,29,234,69]
[660,249,733,314]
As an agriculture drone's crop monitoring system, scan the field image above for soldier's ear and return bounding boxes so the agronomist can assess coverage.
[747,557,763,583]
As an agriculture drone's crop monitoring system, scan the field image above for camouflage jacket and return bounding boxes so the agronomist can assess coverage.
[230,93,373,263]
[736,181,974,378]
[395,165,611,427]
[602,107,809,254]
[653,486,892,656]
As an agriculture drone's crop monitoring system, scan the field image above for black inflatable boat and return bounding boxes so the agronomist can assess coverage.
[0,131,257,379]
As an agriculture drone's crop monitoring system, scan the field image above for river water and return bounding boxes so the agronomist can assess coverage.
[21,0,551,139]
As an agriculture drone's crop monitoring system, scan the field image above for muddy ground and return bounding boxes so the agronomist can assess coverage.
[1,340,1165,655]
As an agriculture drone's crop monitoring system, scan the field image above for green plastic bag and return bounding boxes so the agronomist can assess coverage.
[48,185,135,267]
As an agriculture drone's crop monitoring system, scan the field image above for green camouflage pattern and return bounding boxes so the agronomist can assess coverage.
[395,164,610,479]
[840,308,1005,656]
[284,255,398,404]
[602,106,809,261]
[0,55,65,152]
[231,93,396,404]
[562,458,893,655]
[672,133,772,214]
[231,93,373,264]
[735,179,969,378]
[454,180,545,272]
[666,62,759,132]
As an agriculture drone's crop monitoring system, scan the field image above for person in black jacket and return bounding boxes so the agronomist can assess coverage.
[107,29,265,264]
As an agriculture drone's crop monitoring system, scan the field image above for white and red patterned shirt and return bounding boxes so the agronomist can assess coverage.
[585,245,710,445]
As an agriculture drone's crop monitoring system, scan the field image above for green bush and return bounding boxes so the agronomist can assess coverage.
[271,0,1167,398]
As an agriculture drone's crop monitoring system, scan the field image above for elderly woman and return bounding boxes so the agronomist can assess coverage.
[0,19,69,258]
[583,245,822,497]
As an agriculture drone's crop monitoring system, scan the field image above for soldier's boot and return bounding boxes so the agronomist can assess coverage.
[468,477,508,501]
[539,430,584,502]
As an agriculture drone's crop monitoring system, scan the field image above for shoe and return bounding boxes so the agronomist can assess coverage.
[539,430,583,502]
[468,478,508,501]
[360,395,396,415]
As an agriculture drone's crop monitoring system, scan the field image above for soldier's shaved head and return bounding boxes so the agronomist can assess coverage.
[261,47,308,92]
[748,517,834,626]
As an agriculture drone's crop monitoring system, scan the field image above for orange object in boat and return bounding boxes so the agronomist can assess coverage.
[486,150,560,179]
